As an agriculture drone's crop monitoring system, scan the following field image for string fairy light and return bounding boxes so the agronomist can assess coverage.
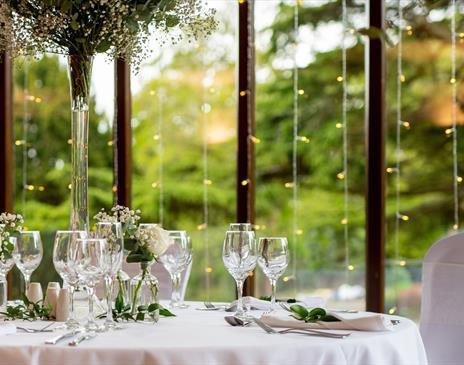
[155,89,165,226]
[289,0,299,293]
[341,0,351,277]
[201,54,212,299]
[450,0,459,231]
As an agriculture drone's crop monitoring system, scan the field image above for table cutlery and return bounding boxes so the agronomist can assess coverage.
[196,301,228,311]
[225,316,350,339]
[45,330,82,345]
[68,332,96,346]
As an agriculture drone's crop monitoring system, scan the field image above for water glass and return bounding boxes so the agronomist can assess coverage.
[222,230,257,317]
[53,230,86,328]
[257,237,289,311]
[96,222,123,329]
[69,238,108,331]
[159,231,191,308]
[13,231,43,296]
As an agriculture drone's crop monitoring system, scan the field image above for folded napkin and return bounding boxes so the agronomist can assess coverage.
[227,296,325,312]
[0,323,16,335]
[261,311,393,332]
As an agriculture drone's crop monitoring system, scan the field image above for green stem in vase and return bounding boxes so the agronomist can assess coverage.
[131,262,149,314]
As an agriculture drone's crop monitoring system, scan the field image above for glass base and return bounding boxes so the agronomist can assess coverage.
[65,318,80,330]
[85,321,100,332]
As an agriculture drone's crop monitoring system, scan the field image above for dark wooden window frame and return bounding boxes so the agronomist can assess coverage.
[0,0,386,311]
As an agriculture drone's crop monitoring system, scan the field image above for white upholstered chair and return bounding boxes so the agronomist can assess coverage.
[420,231,464,364]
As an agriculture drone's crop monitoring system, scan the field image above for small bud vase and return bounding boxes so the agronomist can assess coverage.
[130,261,159,323]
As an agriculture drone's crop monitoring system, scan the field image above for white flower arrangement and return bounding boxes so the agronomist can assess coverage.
[0,213,24,261]
[94,205,141,239]
[134,225,170,258]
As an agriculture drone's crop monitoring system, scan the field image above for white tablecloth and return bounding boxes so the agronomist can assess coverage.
[0,302,427,365]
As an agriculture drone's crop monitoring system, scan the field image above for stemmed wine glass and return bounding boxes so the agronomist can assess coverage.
[222,230,257,318]
[159,231,191,308]
[69,238,108,331]
[53,230,87,328]
[257,237,289,311]
[95,222,123,330]
[13,231,43,296]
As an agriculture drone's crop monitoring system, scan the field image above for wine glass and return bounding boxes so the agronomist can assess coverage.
[96,222,123,330]
[0,236,16,309]
[222,230,257,317]
[257,237,289,311]
[69,238,108,331]
[13,231,43,296]
[53,230,87,328]
[159,231,191,308]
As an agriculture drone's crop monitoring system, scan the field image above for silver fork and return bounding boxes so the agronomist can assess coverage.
[234,316,350,339]
[18,323,55,333]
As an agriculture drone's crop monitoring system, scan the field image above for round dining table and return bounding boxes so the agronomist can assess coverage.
[0,301,427,365]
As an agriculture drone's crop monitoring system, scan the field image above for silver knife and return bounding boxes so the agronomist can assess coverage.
[68,332,96,346]
[45,331,80,345]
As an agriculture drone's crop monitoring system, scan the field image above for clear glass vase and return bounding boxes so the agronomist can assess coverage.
[130,262,159,323]
[67,55,93,231]
[114,269,131,304]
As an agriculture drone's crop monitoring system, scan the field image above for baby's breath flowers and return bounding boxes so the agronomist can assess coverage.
[94,205,140,240]
[0,0,217,68]
[0,213,24,260]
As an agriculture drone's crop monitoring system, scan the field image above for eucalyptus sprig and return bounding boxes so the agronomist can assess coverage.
[289,305,340,323]
[0,294,52,321]
[98,293,175,322]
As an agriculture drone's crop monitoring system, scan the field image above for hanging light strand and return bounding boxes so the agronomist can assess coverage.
[394,0,403,264]
[341,0,350,276]
[202,63,211,299]
[291,0,299,293]
[157,90,165,226]
[21,61,30,219]
[451,0,459,231]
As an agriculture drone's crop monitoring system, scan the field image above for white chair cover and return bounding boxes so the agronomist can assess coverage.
[420,231,464,364]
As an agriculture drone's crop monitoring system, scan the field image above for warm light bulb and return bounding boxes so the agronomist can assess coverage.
[38,186,45,192]
[107,140,114,146]
[341,218,348,225]
[401,215,409,221]
[450,78,456,84]
[197,223,207,230]
[399,260,406,267]
[153,134,160,141]
[348,264,354,271]
[337,172,345,180]
[402,121,410,129]
[241,179,249,186]
[453,224,459,230]
[239,90,247,96]
[112,185,118,193]
[336,76,343,82]
[67,139,73,145]
[204,179,212,185]
[400,74,406,82]
[386,167,395,174]
[298,89,305,95]
[445,128,454,136]
[458,176,463,183]
[151,182,159,189]
[250,136,261,144]
[284,182,294,188]
[205,267,213,273]
[296,229,303,235]
[389,307,397,315]
[297,136,310,143]
[336,123,343,129]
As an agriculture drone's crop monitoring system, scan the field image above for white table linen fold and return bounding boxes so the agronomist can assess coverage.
[261,311,393,331]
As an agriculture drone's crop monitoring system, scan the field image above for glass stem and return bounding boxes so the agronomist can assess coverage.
[0,274,7,309]
[87,285,95,324]
[236,279,244,314]
[68,285,76,321]
[105,276,113,323]
[170,273,181,305]
[24,274,31,297]
[270,278,277,311]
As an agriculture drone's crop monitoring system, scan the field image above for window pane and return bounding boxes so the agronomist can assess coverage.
[12,55,114,296]
[255,0,366,310]
[131,1,237,301]
[385,1,462,321]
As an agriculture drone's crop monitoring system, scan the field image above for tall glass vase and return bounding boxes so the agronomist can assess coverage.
[130,261,159,323]
[67,55,93,231]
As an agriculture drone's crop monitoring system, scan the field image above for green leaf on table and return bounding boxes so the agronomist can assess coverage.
[136,312,145,321]
[159,307,175,317]
[289,304,308,320]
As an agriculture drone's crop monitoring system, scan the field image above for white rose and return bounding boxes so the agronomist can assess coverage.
[147,226,170,256]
